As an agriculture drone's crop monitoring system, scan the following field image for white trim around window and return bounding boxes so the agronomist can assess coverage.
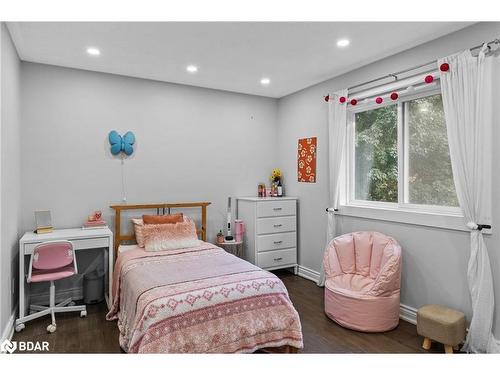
[336,203,468,232]
[336,82,488,233]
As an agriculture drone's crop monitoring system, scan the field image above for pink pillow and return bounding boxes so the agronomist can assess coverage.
[142,219,200,251]
[131,218,145,248]
[142,213,184,225]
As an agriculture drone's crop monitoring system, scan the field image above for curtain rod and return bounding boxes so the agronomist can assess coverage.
[324,37,500,101]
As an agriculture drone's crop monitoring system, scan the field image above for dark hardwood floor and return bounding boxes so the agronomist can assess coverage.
[277,271,443,353]
[13,271,444,353]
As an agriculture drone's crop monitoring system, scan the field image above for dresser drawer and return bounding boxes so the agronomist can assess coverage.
[258,248,296,269]
[257,232,296,252]
[256,200,296,218]
[256,216,296,235]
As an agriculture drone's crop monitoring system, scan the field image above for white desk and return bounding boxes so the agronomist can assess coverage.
[18,228,113,322]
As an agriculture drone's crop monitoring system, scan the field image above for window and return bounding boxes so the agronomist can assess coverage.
[346,89,459,213]
[406,94,458,207]
[354,105,398,203]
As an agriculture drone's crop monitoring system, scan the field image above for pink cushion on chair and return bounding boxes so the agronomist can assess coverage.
[369,232,391,278]
[353,232,373,276]
[30,265,76,282]
[323,231,402,332]
[29,241,78,283]
[333,233,356,273]
[32,242,74,270]
[325,274,375,295]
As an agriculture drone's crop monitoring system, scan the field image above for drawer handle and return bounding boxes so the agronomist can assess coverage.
[273,207,283,211]
[273,240,283,244]
[274,257,283,261]
[273,224,283,228]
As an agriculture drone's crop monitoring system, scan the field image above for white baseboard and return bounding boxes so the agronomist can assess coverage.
[1,304,17,343]
[295,266,417,326]
[297,265,320,283]
[399,303,417,325]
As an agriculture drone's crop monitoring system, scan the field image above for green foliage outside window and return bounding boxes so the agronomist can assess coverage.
[355,105,398,202]
[407,94,458,206]
[354,94,458,207]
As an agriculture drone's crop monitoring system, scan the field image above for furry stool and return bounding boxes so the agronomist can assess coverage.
[417,304,466,354]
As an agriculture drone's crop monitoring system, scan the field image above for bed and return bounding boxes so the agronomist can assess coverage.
[106,202,303,353]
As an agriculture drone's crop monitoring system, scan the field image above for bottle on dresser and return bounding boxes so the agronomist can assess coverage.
[277,179,283,197]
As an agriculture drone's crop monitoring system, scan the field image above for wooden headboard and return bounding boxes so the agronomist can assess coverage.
[109,202,211,259]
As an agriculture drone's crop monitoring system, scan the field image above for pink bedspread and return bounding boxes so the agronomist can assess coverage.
[106,242,303,353]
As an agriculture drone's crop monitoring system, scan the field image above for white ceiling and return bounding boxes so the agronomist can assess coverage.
[7,22,473,98]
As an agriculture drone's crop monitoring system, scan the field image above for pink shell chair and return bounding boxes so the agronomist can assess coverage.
[15,241,87,333]
[323,231,402,332]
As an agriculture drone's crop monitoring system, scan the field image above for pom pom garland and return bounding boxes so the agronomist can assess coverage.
[440,63,450,72]
[324,62,453,103]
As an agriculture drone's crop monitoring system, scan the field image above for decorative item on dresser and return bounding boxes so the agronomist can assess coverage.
[236,197,298,274]
[269,168,283,197]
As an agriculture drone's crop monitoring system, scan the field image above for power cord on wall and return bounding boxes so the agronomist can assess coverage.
[121,158,127,203]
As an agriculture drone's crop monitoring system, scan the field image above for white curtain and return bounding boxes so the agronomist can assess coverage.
[317,89,348,287]
[439,45,499,353]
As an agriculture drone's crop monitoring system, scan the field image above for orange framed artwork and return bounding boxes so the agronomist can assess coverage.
[297,137,317,183]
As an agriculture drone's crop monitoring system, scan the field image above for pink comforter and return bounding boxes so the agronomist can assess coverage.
[107,242,303,353]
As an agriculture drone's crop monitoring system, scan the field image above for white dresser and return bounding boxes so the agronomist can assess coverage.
[236,197,298,274]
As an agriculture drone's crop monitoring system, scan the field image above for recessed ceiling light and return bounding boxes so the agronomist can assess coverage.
[260,78,271,86]
[336,39,350,48]
[186,65,198,73]
[86,47,100,56]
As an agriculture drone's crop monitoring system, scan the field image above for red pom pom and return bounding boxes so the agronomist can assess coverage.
[390,92,399,101]
[324,95,330,102]
[440,63,450,72]
[375,97,383,104]
[339,96,346,103]
[424,75,434,84]
[350,99,358,106]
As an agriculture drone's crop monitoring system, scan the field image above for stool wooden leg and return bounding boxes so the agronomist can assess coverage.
[444,345,454,354]
[422,337,432,350]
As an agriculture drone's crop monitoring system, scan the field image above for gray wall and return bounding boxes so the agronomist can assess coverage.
[277,22,500,336]
[0,22,22,337]
[20,62,278,237]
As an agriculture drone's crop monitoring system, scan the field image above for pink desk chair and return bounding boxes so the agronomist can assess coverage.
[15,240,87,333]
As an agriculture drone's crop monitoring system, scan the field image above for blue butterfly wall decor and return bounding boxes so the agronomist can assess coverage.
[108,130,136,156]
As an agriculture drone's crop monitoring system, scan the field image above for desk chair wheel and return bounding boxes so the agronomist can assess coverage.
[47,323,57,333]
[15,323,25,332]
[80,310,87,318]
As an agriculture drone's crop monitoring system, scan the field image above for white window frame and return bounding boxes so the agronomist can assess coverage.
[338,83,468,232]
